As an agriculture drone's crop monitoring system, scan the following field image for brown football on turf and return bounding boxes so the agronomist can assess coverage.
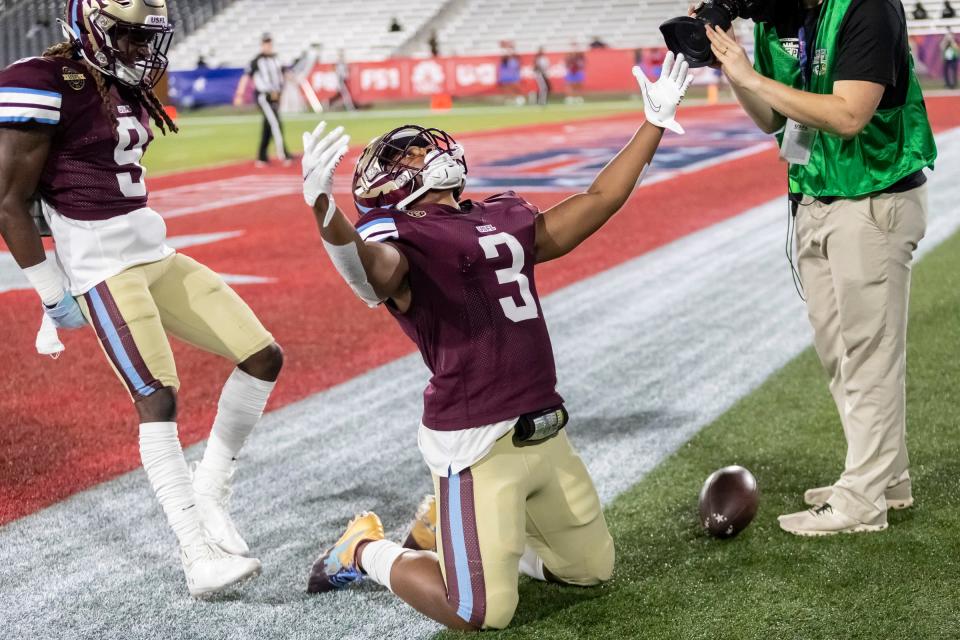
[698,465,759,539]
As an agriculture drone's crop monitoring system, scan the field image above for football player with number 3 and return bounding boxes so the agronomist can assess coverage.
[302,54,693,629]
[0,1,282,597]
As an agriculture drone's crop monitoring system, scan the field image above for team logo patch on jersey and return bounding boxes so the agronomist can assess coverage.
[62,68,86,91]
[406,210,427,218]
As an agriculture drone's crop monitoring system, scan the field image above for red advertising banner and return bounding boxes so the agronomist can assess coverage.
[306,48,672,103]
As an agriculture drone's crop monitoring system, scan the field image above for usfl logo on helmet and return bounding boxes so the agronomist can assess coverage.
[352,125,468,214]
[61,0,174,90]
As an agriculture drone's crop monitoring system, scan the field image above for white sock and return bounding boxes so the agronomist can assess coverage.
[360,539,408,592]
[519,544,546,581]
[197,368,276,480]
[139,422,204,547]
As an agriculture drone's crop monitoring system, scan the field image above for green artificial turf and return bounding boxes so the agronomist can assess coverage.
[435,228,960,639]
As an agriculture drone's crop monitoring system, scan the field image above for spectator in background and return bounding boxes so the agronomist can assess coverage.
[533,47,551,106]
[589,35,608,49]
[944,2,957,18]
[913,2,929,19]
[389,17,403,32]
[328,49,356,111]
[196,54,209,69]
[498,51,524,104]
[234,33,291,166]
[564,48,586,104]
[943,27,959,88]
[428,31,440,57]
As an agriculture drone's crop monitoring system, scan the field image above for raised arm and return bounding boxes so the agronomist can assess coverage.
[302,123,409,306]
[534,52,693,263]
[707,26,884,140]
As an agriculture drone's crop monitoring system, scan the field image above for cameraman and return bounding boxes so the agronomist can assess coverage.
[705,0,937,536]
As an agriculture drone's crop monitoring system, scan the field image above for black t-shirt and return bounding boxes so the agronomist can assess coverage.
[771,0,908,106]
[770,0,925,197]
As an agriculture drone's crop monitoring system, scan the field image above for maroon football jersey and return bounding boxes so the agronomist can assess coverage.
[356,192,563,430]
[0,56,153,220]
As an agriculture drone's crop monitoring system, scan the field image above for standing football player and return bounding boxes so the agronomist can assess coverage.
[0,1,282,597]
[300,54,693,630]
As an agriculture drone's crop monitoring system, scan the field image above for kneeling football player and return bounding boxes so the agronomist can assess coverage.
[300,55,693,629]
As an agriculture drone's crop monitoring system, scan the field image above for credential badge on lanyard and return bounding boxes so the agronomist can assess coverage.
[779,24,817,166]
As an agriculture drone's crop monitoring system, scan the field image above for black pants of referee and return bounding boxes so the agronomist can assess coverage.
[534,71,551,106]
[256,91,289,162]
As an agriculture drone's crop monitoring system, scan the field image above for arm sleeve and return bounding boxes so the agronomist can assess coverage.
[0,58,63,127]
[833,1,903,86]
[248,57,258,76]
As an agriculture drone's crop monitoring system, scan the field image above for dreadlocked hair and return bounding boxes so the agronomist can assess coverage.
[136,85,178,135]
[41,40,178,137]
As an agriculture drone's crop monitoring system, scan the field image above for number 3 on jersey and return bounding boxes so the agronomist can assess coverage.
[479,232,540,323]
[114,116,149,198]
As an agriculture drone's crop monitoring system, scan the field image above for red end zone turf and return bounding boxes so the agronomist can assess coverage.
[1,99,958,524]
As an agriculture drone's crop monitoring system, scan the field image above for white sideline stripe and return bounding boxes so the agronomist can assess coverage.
[0,130,957,640]
[0,231,254,295]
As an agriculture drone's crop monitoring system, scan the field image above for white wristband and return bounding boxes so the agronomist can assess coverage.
[22,260,65,306]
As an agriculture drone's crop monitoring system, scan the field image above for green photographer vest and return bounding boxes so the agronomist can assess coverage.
[753,0,937,198]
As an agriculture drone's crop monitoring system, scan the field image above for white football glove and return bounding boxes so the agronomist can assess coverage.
[633,52,694,135]
[302,121,350,225]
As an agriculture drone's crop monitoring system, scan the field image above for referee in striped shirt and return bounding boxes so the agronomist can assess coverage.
[234,34,290,165]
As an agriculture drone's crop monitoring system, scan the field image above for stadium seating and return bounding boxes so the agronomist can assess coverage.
[401,0,687,58]
[167,0,451,70]
[165,0,691,68]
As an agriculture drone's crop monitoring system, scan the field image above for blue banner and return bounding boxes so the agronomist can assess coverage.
[168,67,245,109]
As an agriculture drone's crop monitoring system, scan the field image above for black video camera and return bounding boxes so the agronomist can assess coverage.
[660,0,774,68]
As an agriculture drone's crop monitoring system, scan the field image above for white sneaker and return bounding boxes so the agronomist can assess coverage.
[180,540,261,598]
[804,479,914,510]
[778,503,887,537]
[192,462,250,556]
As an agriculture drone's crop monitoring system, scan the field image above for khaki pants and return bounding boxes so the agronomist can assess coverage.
[78,253,274,399]
[433,429,614,630]
[795,185,927,523]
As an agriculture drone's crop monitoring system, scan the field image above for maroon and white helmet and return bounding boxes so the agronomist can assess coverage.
[62,0,174,89]
[352,125,467,214]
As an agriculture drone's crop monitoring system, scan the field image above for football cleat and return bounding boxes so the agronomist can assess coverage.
[180,539,261,598]
[307,512,384,594]
[804,480,914,511]
[402,494,437,551]
[192,462,250,556]
[778,503,887,537]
